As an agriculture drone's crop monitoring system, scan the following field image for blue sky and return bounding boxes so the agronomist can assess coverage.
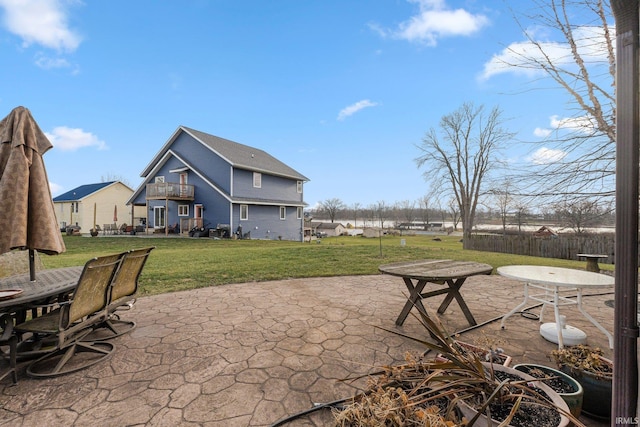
[0,0,606,208]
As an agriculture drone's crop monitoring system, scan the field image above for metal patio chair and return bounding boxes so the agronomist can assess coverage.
[14,254,124,378]
[0,313,17,384]
[88,247,155,341]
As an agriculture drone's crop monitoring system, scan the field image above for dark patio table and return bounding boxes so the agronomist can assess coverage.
[0,266,83,315]
[379,259,493,327]
[0,266,83,357]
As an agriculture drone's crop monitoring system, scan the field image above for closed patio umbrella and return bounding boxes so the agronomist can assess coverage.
[0,106,66,281]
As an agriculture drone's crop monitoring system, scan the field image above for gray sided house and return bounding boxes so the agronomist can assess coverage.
[128,126,309,241]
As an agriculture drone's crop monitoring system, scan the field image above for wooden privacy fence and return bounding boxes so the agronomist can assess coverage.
[466,234,616,264]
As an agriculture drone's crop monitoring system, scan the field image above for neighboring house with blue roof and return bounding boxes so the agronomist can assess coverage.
[128,126,309,241]
[53,181,143,234]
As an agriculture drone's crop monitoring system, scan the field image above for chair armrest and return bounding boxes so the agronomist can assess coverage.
[0,313,14,341]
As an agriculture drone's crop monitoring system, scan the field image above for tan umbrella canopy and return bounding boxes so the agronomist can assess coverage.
[0,106,66,280]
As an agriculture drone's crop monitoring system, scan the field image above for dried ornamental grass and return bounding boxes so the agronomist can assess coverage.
[550,345,613,380]
[334,311,582,427]
[333,384,460,427]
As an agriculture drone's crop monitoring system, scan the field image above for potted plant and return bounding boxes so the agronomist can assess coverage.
[334,313,580,427]
[551,345,612,420]
[513,363,584,419]
[438,332,512,367]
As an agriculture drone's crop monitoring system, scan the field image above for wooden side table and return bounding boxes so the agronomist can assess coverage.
[379,259,493,327]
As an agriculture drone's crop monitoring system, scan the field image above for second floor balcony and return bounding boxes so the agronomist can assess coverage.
[146,182,195,201]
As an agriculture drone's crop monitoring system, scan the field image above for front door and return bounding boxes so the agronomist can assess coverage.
[154,206,166,228]
[180,173,188,197]
[194,204,203,228]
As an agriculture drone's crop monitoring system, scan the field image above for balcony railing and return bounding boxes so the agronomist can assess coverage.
[146,182,195,200]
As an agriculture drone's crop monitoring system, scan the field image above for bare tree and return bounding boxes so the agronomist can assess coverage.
[397,200,416,229]
[416,102,513,245]
[504,0,615,201]
[375,200,389,229]
[433,196,447,230]
[320,198,345,223]
[101,174,132,188]
[417,194,432,230]
[489,182,513,235]
[448,198,461,230]
[351,202,361,228]
[554,199,605,234]
[513,203,529,234]
[364,204,376,227]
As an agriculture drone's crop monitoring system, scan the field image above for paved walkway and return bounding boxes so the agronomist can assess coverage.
[0,274,616,426]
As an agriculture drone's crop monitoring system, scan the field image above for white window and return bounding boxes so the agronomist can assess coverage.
[178,205,189,216]
[297,207,302,219]
[280,206,286,220]
[240,204,248,220]
[253,172,262,188]
[155,176,165,183]
[297,181,303,193]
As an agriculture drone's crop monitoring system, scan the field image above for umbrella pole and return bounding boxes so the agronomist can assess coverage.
[29,249,36,281]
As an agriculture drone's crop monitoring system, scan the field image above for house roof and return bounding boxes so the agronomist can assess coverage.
[140,126,309,182]
[317,222,344,229]
[53,181,120,202]
[129,150,308,207]
[183,127,309,181]
[533,225,558,236]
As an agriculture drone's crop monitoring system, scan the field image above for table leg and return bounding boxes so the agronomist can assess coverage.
[395,278,428,326]
[553,287,564,348]
[585,258,600,273]
[501,283,530,329]
[436,278,477,326]
[576,290,614,348]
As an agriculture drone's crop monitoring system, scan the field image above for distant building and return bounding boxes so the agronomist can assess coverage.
[317,222,347,237]
[533,226,558,237]
[53,181,143,234]
[128,126,309,240]
[362,227,383,238]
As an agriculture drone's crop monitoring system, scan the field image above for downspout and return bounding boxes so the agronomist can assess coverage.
[611,0,640,421]
[230,165,234,235]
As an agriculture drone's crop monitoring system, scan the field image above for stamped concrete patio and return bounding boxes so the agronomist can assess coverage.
[0,273,615,426]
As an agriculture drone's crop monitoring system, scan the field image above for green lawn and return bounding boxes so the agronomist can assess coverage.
[41,234,598,297]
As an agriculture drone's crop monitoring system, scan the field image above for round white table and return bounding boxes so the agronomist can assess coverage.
[497,265,614,348]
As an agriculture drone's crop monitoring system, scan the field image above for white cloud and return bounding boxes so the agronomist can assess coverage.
[34,51,79,73]
[549,114,597,134]
[533,127,552,138]
[0,0,82,51]
[45,126,107,151]
[480,25,613,80]
[49,181,64,195]
[528,147,567,165]
[34,53,70,69]
[374,0,489,45]
[337,99,379,121]
[532,114,596,140]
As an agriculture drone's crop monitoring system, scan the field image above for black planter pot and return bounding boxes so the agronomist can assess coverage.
[514,363,584,420]
[559,357,612,421]
[457,363,570,427]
